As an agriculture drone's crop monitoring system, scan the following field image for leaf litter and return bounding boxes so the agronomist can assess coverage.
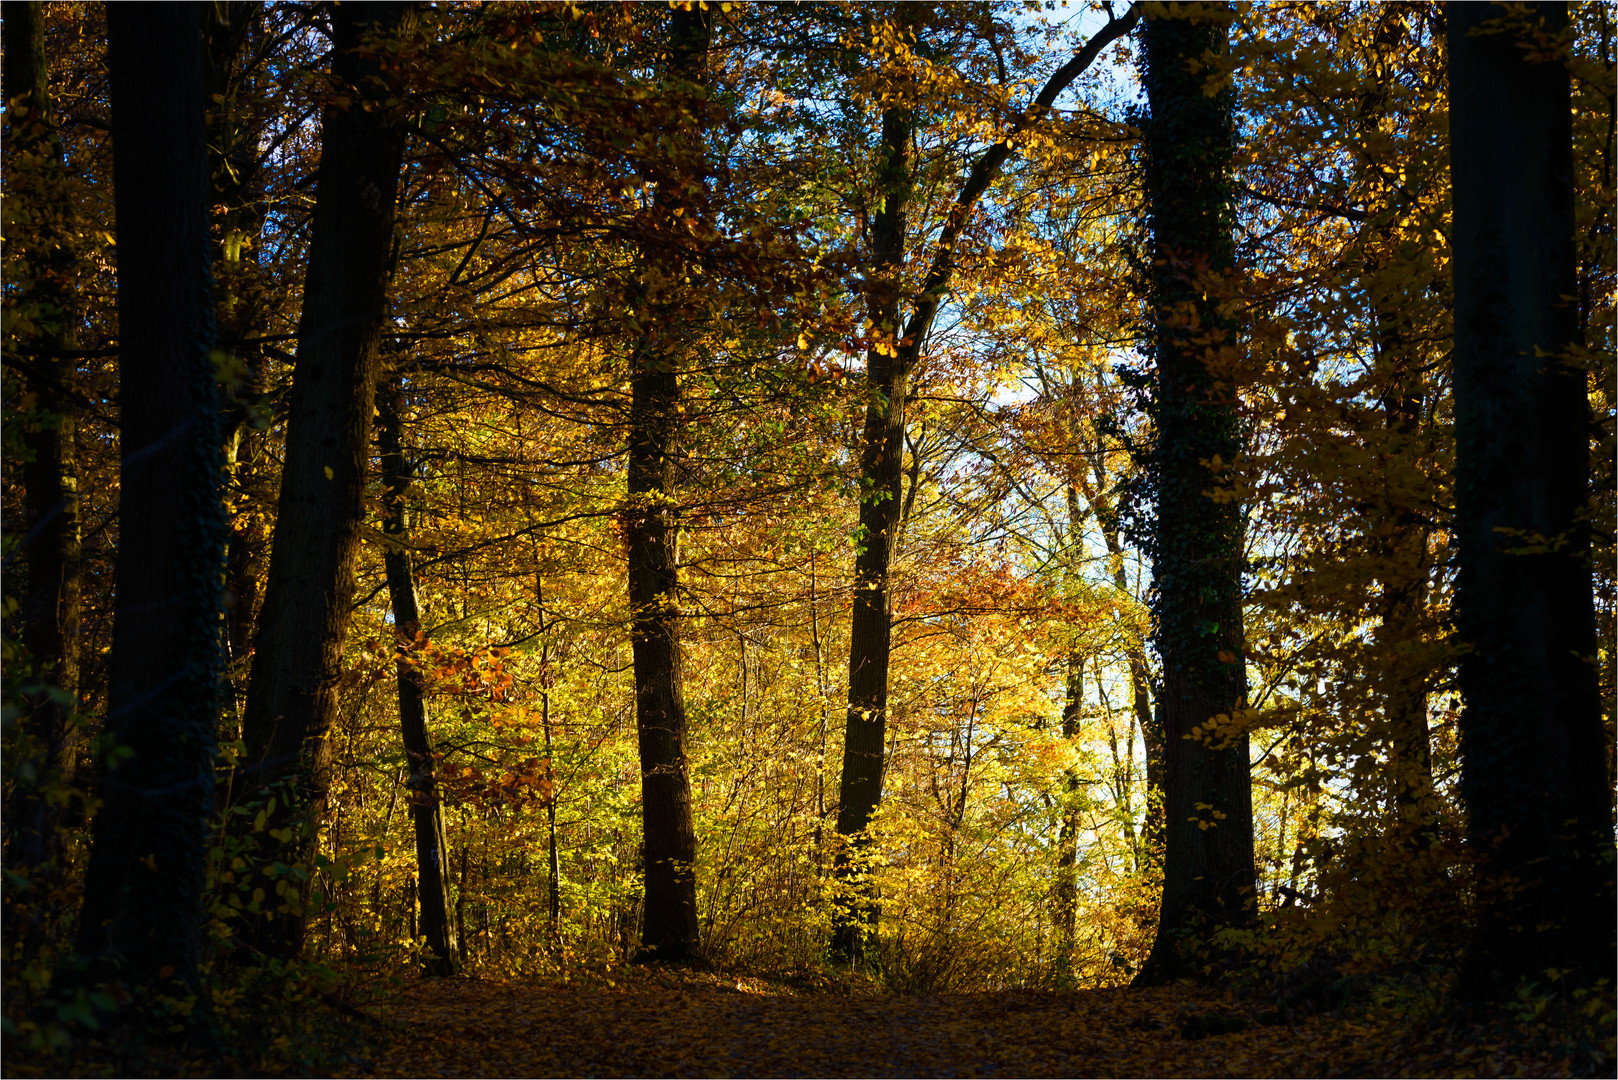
[331,968,1603,1078]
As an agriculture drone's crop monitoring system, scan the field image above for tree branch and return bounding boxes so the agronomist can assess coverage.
[901,4,1141,354]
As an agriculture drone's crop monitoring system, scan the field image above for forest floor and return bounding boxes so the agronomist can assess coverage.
[330,967,1606,1078]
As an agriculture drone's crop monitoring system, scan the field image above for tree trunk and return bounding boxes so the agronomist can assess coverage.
[236,1,410,961]
[626,3,710,964]
[3,0,82,889]
[1053,653,1083,961]
[1082,461,1163,856]
[1133,4,1256,987]
[1355,4,1435,838]
[537,582,562,946]
[74,2,224,1006]
[202,1,271,722]
[830,8,1140,962]
[378,378,458,977]
[831,100,914,963]
[1446,0,1614,999]
[1374,311,1435,837]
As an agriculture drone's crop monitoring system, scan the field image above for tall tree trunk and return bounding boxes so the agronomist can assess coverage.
[1446,0,1614,999]
[830,8,1140,962]
[831,100,915,963]
[626,3,711,964]
[236,1,410,961]
[378,378,458,977]
[1373,308,1435,837]
[1081,459,1163,856]
[202,1,270,722]
[1133,3,1256,987]
[1053,651,1083,961]
[74,3,225,1006]
[1355,4,1436,838]
[3,0,82,889]
[537,581,562,947]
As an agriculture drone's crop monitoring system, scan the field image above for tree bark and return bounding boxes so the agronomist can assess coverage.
[1053,651,1083,961]
[1446,0,1615,999]
[1354,4,1436,838]
[537,581,562,947]
[626,3,711,964]
[236,1,410,961]
[202,1,271,720]
[1133,3,1256,987]
[831,99,915,963]
[1081,461,1163,855]
[3,0,82,888]
[378,378,458,977]
[74,2,225,1005]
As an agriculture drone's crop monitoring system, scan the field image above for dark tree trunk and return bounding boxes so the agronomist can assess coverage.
[1083,463,1163,855]
[831,101,914,964]
[236,1,409,961]
[202,2,270,721]
[3,0,82,887]
[626,3,710,964]
[1124,630,1162,860]
[74,2,225,1005]
[378,378,458,977]
[1053,652,1083,959]
[537,582,562,946]
[1446,0,1615,999]
[830,8,1140,963]
[1355,4,1436,838]
[1374,301,1435,836]
[1132,4,1256,987]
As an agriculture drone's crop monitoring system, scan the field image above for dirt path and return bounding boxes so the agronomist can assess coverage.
[336,973,1403,1078]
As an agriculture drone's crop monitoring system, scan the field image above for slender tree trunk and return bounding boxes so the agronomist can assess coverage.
[832,101,914,963]
[74,3,224,1006]
[1124,626,1162,857]
[237,1,410,961]
[455,843,469,968]
[1082,462,1163,855]
[626,3,710,964]
[1133,3,1256,987]
[1053,654,1083,961]
[3,0,82,889]
[542,662,561,945]
[1374,326,1435,836]
[830,8,1139,962]
[1446,0,1614,999]
[378,378,458,977]
[1355,5,1435,837]
[203,1,270,722]
[536,581,562,946]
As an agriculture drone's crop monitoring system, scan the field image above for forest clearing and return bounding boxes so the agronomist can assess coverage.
[1,1,1613,1077]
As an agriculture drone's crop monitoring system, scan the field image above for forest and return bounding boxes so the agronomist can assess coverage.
[0,1,1613,1076]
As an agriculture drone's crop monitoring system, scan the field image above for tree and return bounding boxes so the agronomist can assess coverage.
[237,1,412,960]
[1132,1,1256,986]
[1446,0,1615,999]
[3,0,82,885]
[832,39,917,962]
[1350,2,1441,839]
[623,2,713,964]
[833,2,1141,961]
[378,378,459,976]
[202,1,273,706]
[73,1,225,1004]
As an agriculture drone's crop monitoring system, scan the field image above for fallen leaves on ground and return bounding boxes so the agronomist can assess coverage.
[328,968,1599,1078]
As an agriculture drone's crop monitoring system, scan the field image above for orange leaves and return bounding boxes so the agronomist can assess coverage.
[352,975,1506,1079]
[391,632,516,701]
[439,757,555,811]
